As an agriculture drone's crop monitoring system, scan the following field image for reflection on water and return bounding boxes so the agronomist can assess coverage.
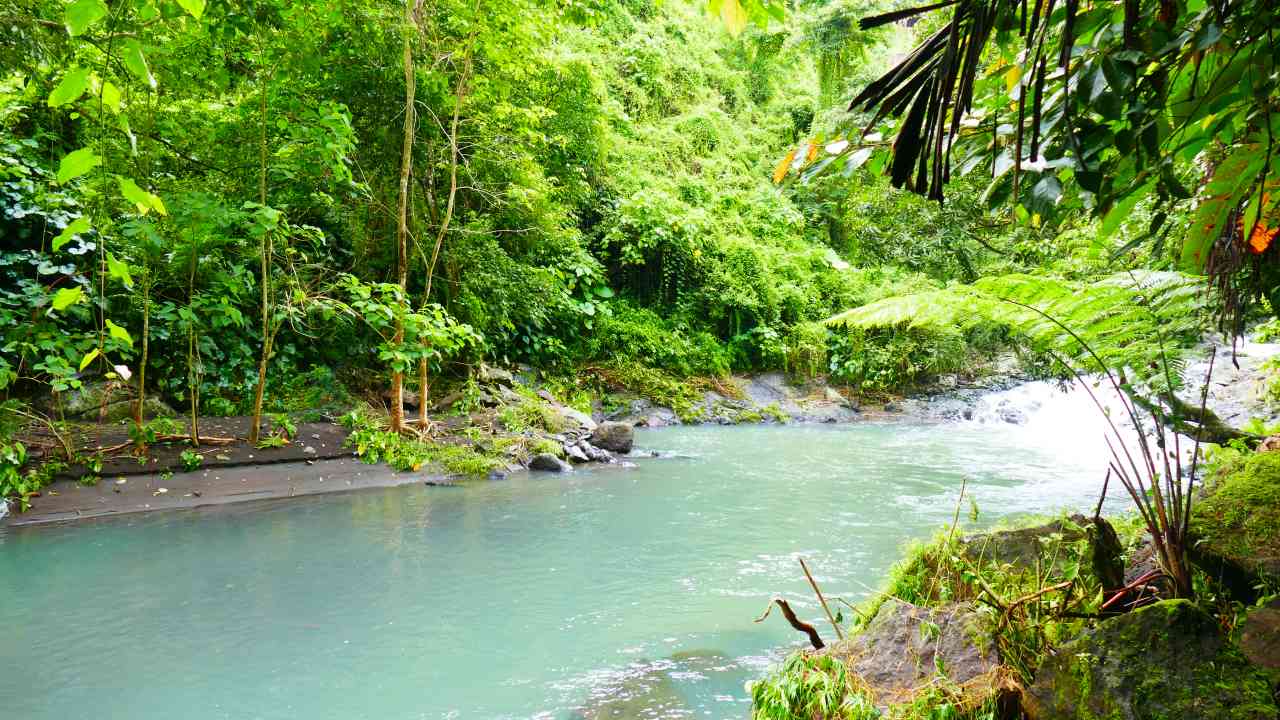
[0,419,1113,720]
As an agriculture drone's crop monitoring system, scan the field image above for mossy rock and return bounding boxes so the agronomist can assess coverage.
[1022,599,1278,720]
[962,514,1125,590]
[1191,450,1280,600]
[823,600,1016,708]
[1239,598,1280,687]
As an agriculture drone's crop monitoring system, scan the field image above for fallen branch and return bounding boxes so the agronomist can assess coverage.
[800,557,844,640]
[755,597,825,649]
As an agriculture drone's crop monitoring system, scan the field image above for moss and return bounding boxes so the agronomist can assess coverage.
[1193,450,1280,576]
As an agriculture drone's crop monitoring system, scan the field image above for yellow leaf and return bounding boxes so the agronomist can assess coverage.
[773,147,796,184]
[805,143,819,163]
[1004,65,1021,93]
[718,0,747,36]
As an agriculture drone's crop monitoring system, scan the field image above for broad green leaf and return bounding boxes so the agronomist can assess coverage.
[48,67,92,107]
[78,348,101,372]
[122,40,156,89]
[55,147,101,184]
[117,176,167,215]
[107,252,135,289]
[106,319,133,347]
[711,0,747,35]
[175,0,206,19]
[52,216,91,251]
[100,81,122,113]
[1100,180,1155,238]
[65,0,108,36]
[51,286,84,312]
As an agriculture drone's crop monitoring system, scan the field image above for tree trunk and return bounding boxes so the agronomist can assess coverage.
[248,59,271,445]
[417,41,471,430]
[391,0,420,434]
[133,270,150,452]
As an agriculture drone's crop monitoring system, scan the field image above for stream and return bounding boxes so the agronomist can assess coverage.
[1,383,1125,719]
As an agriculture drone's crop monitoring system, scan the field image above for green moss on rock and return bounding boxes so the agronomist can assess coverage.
[1191,450,1280,596]
[1022,599,1278,720]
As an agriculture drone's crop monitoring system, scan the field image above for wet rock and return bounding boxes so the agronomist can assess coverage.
[591,421,634,453]
[882,401,901,412]
[961,514,1125,590]
[1023,599,1278,720]
[303,446,317,455]
[529,453,572,473]
[563,442,590,463]
[824,600,1013,708]
[1240,598,1280,684]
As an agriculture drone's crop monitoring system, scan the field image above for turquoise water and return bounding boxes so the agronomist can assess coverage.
[0,422,1111,719]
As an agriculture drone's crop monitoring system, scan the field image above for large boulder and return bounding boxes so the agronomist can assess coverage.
[1022,599,1277,720]
[1239,598,1280,686]
[962,514,1125,590]
[41,380,176,422]
[1190,450,1280,600]
[823,600,1014,708]
[590,421,634,454]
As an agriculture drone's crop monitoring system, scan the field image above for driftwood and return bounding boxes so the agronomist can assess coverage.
[755,597,825,649]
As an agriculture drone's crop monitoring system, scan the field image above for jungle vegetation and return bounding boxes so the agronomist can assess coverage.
[0,0,1276,503]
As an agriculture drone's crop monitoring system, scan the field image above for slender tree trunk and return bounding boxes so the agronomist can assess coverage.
[187,242,200,447]
[391,0,420,433]
[417,43,471,430]
[248,58,271,445]
[133,270,151,452]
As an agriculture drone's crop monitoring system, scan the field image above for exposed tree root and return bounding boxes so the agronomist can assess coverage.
[755,597,825,649]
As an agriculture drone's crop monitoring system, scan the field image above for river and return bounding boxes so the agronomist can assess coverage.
[1,397,1120,719]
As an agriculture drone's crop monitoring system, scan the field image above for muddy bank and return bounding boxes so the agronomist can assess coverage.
[3,457,450,527]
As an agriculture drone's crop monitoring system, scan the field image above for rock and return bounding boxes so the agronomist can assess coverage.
[1239,598,1280,684]
[1023,599,1278,720]
[823,600,1013,708]
[432,390,464,411]
[823,387,849,406]
[961,514,1125,590]
[563,442,590,463]
[529,453,571,473]
[303,446,317,455]
[557,405,597,432]
[98,397,176,423]
[477,364,514,386]
[883,401,901,412]
[42,381,176,421]
[590,421,634,454]
[1190,450,1280,601]
[580,442,615,463]
[379,388,419,408]
[536,389,556,403]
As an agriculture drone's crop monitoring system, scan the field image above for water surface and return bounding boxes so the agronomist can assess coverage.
[1,418,1113,719]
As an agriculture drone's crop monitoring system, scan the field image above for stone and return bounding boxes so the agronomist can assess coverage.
[43,381,176,421]
[477,364,514,386]
[303,446,317,455]
[961,514,1125,590]
[1239,598,1280,684]
[1022,599,1278,720]
[529,453,571,473]
[557,405,597,432]
[590,421,634,454]
[823,600,1013,708]
[536,389,557,403]
[563,442,590,463]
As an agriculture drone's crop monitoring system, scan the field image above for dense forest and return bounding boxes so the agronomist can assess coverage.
[3,0,1280,717]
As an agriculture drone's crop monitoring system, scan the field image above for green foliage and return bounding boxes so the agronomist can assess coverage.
[178,449,203,472]
[828,271,1206,392]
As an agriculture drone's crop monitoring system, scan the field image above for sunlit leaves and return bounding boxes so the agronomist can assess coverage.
[100,81,122,113]
[65,0,108,36]
[175,0,206,19]
[55,148,101,185]
[78,348,101,372]
[48,67,92,107]
[50,287,84,312]
[706,0,782,35]
[122,40,156,89]
[117,176,167,215]
[52,217,92,252]
[105,319,133,348]
[106,253,134,289]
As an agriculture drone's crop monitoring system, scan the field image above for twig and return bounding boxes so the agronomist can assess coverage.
[755,597,825,649]
[799,558,844,640]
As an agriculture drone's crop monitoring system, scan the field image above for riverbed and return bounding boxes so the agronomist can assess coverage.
[1,418,1117,719]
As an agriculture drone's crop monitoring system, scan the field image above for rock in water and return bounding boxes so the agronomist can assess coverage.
[1022,599,1278,720]
[822,600,1013,708]
[528,453,571,473]
[590,421,634,453]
